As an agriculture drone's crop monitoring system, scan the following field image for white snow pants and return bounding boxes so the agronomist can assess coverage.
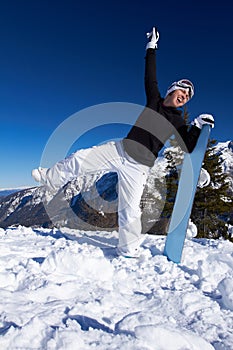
[40,141,149,253]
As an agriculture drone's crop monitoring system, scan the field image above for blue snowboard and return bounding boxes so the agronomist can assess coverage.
[163,125,211,263]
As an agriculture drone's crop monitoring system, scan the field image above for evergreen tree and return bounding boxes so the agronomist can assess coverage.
[162,147,181,220]
[191,139,232,241]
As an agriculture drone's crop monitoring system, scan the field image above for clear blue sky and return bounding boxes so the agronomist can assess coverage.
[1,0,232,188]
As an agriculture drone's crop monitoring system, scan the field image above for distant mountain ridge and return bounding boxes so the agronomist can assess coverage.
[0,187,30,198]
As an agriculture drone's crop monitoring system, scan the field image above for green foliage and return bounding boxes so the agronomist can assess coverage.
[191,139,233,241]
[162,158,179,220]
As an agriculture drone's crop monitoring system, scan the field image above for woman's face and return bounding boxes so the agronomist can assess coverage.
[164,89,189,108]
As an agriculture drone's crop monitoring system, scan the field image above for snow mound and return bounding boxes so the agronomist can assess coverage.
[135,325,214,350]
[218,277,233,311]
[41,246,113,282]
[0,226,232,349]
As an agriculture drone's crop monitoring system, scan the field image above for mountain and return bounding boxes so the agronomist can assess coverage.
[0,162,166,232]
[0,141,232,231]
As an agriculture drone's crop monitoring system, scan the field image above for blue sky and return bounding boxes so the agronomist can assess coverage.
[0,0,232,188]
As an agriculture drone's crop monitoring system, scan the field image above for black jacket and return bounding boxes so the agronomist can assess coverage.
[122,49,200,167]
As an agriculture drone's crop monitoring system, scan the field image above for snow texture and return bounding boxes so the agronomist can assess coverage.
[0,225,232,349]
[213,140,233,191]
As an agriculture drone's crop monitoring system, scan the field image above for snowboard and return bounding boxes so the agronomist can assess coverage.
[163,124,211,263]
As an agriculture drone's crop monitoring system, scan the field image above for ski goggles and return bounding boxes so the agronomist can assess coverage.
[171,79,194,99]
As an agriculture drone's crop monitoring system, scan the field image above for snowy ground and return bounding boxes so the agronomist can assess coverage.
[0,226,233,350]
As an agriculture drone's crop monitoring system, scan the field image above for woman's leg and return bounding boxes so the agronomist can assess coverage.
[117,157,149,256]
[33,140,149,256]
[33,142,121,192]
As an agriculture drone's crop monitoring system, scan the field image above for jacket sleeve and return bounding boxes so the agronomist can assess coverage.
[145,49,161,108]
[177,124,201,153]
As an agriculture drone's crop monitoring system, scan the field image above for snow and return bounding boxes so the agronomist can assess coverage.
[0,226,233,349]
[213,141,233,190]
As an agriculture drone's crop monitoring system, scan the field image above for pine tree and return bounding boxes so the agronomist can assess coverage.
[162,148,180,220]
[191,139,233,241]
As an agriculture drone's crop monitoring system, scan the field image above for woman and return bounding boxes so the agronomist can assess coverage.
[32,27,214,258]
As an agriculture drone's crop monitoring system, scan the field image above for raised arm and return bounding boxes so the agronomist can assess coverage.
[145,49,161,107]
[144,27,161,108]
